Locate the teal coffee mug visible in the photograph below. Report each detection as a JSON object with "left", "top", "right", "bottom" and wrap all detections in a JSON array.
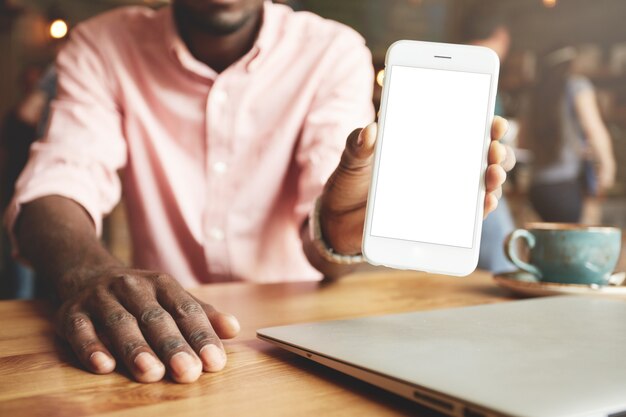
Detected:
[{"left": 505, "top": 223, "right": 622, "bottom": 285}]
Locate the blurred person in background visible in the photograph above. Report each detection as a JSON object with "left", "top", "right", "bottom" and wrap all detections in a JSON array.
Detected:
[
  {"left": 0, "top": 65, "right": 56, "bottom": 299},
  {"left": 5, "top": 0, "right": 512, "bottom": 383},
  {"left": 461, "top": 4, "right": 516, "bottom": 273},
  {"left": 525, "top": 46, "right": 616, "bottom": 222}
]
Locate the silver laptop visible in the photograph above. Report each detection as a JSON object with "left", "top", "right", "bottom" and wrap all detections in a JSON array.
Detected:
[{"left": 257, "top": 296, "right": 626, "bottom": 417}]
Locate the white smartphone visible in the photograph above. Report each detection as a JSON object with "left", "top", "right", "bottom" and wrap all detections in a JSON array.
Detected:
[{"left": 363, "top": 40, "right": 500, "bottom": 276}]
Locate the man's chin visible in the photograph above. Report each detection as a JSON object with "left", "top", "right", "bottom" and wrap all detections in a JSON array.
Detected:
[
  {"left": 206, "top": 0, "right": 239, "bottom": 5},
  {"left": 188, "top": 14, "right": 250, "bottom": 35}
]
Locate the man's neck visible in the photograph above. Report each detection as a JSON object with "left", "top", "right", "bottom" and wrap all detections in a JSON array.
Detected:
[{"left": 173, "top": 8, "right": 262, "bottom": 73}]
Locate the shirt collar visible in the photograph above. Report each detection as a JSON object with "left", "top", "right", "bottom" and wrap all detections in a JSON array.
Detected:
[{"left": 160, "top": 1, "right": 276, "bottom": 79}]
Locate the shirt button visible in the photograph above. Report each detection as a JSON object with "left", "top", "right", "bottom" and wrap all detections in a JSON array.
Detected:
[
  {"left": 212, "top": 161, "right": 228, "bottom": 174},
  {"left": 209, "top": 228, "right": 225, "bottom": 241},
  {"left": 212, "top": 90, "right": 228, "bottom": 104}
]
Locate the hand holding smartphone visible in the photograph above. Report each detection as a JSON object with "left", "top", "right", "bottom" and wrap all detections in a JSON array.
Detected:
[{"left": 363, "top": 41, "right": 500, "bottom": 276}]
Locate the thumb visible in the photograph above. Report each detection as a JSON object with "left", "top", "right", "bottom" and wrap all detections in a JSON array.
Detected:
[
  {"left": 319, "top": 123, "right": 377, "bottom": 253},
  {"left": 341, "top": 122, "right": 378, "bottom": 170},
  {"left": 322, "top": 123, "right": 377, "bottom": 214}
]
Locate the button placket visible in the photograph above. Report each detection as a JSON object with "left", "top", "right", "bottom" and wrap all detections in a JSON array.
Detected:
[{"left": 203, "top": 81, "right": 232, "bottom": 277}]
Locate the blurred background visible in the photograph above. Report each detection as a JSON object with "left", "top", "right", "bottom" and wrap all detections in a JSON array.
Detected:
[{"left": 1, "top": 0, "right": 625, "bottom": 297}]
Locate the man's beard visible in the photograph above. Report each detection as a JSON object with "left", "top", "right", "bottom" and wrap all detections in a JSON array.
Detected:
[{"left": 174, "top": 4, "right": 258, "bottom": 36}]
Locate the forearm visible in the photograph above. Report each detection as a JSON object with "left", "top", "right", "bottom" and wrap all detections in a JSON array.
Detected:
[{"left": 15, "top": 195, "right": 122, "bottom": 300}]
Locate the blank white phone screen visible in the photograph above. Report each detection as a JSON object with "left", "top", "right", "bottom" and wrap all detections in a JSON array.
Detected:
[{"left": 371, "top": 65, "right": 492, "bottom": 248}]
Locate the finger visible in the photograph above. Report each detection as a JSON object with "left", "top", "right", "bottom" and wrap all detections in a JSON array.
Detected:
[
  {"left": 90, "top": 287, "right": 166, "bottom": 383},
  {"left": 484, "top": 193, "right": 499, "bottom": 218},
  {"left": 155, "top": 286, "right": 227, "bottom": 373},
  {"left": 191, "top": 295, "right": 240, "bottom": 340},
  {"left": 493, "top": 187, "right": 503, "bottom": 200},
  {"left": 502, "top": 144, "right": 516, "bottom": 172},
  {"left": 488, "top": 140, "right": 506, "bottom": 166},
  {"left": 59, "top": 309, "right": 116, "bottom": 374},
  {"left": 486, "top": 164, "right": 506, "bottom": 193},
  {"left": 112, "top": 277, "right": 203, "bottom": 383},
  {"left": 491, "top": 116, "right": 508, "bottom": 142},
  {"left": 159, "top": 292, "right": 229, "bottom": 373}
]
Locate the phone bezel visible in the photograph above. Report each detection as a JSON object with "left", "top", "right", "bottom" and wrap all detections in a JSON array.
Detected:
[{"left": 362, "top": 40, "right": 500, "bottom": 276}]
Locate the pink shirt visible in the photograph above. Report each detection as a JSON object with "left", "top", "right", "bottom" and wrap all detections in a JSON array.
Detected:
[{"left": 6, "top": 3, "right": 374, "bottom": 287}]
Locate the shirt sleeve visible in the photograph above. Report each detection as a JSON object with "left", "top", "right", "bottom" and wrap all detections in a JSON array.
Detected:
[
  {"left": 293, "top": 30, "right": 375, "bottom": 222},
  {"left": 4, "top": 24, "right": 127, "bottom": 251}
]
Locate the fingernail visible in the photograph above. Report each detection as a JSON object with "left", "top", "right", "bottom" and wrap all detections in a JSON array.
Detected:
[
  {"left": 200, "top": 345, "right": 227, "bottom": 372},
  {"left": 134, "top": 352, "right": 161, "bottom": 374},
  {"left": 356, "top": 131, "right": 364, "bottom": 147},
  {"left": 90, "top": 351, "right": 115, "bottom": 373},
  {"left": 170, "top": 352, "right": 199, "bottom": 380}
]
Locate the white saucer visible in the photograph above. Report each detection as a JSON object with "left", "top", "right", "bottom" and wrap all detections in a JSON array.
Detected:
[{"left": 494, "top": 271, "right": 626, "bottom": 298}]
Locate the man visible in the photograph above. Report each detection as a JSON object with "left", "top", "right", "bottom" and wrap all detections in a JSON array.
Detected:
[
  {"left": 6, "top": 0, "right": 512, "bottom": 384},
  {"left": 461, "top": 5, "right": 517, "bottom": 273}
]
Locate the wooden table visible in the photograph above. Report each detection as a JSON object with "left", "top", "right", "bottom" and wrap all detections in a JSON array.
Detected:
[{"left": 0, "top": 270, "right": 516, "bottom": 416}]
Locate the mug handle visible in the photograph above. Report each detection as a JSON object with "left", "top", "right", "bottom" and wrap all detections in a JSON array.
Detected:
[{"left": 504, "top": 229, "right": 542, "bottom": 278}]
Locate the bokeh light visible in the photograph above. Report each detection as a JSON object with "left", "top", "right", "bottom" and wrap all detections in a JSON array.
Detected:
[
  {"left": 543, "top": 0, "right": 557, "bottom": 8},
  {"left": 376, "top": 69, "right": 385, "bottom": 87},
  {"left": 49, "top": 19, "right": 68, "bottom": 39}
]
